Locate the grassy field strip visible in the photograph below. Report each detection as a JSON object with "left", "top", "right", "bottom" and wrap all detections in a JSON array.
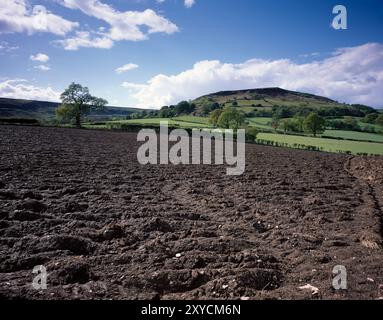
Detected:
[
  {"left": 257, "top": 133, "right": 383, "bottom": 155},
  {"left": 247, "top": 117, "right": 273, "bottom": 130},
  {"left": 83, "top": 116, "right": 383, "bottom": 155},
  {"left": 324, "top": 130, "right": 383, "bottom": 143},
  {"left": 174, "top": 116, "right": 210, "bottom": 124},
  {"left": 105, "top": 117, "right": 211, "bottom": 128}
]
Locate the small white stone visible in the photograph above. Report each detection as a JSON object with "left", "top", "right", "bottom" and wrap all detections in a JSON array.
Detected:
[
  {"left": 222, "top": 284, "right": 228, "bottom": 289},
  {"left": 299, "top": 284, "right": 319, "bottom": 296},
  {"left": 175, "top": 253, "right": 182, "bottom": 258}
]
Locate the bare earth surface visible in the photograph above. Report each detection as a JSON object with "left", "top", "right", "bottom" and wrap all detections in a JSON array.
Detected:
[{"left": 0, "top": 125, "right": 382, "bottom": 300}]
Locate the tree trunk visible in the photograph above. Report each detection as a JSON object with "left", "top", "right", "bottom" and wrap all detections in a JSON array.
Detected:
[{"left": 75, "top": 112, "right": 81, "bottom": 128}]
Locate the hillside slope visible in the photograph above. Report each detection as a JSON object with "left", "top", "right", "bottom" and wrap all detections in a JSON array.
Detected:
[
  {"left": 0, "top": 97, "right": 144, "bottom": 121},
  {"left": 192, "top": 87, "right": 376, "bottom": 116}
]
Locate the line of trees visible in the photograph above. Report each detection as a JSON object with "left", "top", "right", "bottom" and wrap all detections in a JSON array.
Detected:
[
  {"left": 269, "top": 112, "right": 328, "bottom": 136},
  {"left": 272, "top": 112, "right": 383, "bottom": 136}
]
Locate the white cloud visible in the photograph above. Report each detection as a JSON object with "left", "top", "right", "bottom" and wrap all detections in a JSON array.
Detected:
[
  {"left": 0, "top": 0, "right": 78, "bottom": 36},
  {"left": 157, "top": 0, "right": 195, "bottom": 8},
  {"left": 57, "top": 0, "right": 178, "bottom": 50},
  {"left": 0, "top": 41, "right": 19, "bottom": 52},
  {"left": 115, "top": 63, "right": 139, "bottom": 74},
  {"left": 184, "top": 0, "right": 195, "bottom": 8},
  {"left": 122, "top": 43, "right": 383, "bottom": 109},
  {"left": 34, "top": 64, "right": 50, "bottom": 71},
  {"left": 0, "top": 79, "right": 60, "bottom": 101},
  {"left": 54, "top": 31, "right": 114, "bottom": 50},
  {"left": 30, "top": 53, "right": 49, "bottom": 62},
  {"left": 299, "top": 52, "right": 320, "bottom": 58},
  {"left": 121, "top": 82, "right": 147, "bottom": 91}
]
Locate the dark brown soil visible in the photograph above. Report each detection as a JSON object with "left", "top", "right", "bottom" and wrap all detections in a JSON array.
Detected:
[{"left": 0, "top": 125, "right": 382, "bottom": 300}]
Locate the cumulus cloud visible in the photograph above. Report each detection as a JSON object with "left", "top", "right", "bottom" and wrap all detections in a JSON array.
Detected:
[
  {"left": 0, "top": 79, "right": 60, "bottom": 101},
  {"left": 57, "top": 0, "right": 178, "bottom": 50},
  {"left": 184, "top": 0, "right": 196, "bottom": 8},
  {"left": 122, "top": 43, "right": 383, "bottom": 109},
  {"left": 30, "top": 53, "right": 49, "bottom": 62},
  {"left": 54, "top": 31, "right": 113, "bottom": 50},
  {"left": 115, "top": 63, "right": 139, "bottom": 74},
  {"left": 0, "top": 0, "right": 78, "bottom": 36}
]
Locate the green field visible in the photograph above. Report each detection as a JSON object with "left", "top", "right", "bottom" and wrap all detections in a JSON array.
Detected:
[
  {"left": 323, "top": 130, "right": 383, "bottom": 143},
  {"left": 247, "top": 117, "right": 273, "bottom": 130},
  {"left": 257, "top": 133, "right": 383, "bottom": 155},
  {"left": 106, "top": 116, "right": 212, "bottom": 128},
  {"left": 82, "top": 114, "right": 383, "bottom": 156}
]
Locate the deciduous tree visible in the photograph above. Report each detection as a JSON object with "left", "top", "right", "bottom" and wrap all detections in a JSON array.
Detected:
[
  {"left": 56, "top": 83, "right": 108, "bottom": 128},
  {"left": 303, "top": 112, "right": 325, "bottom": 137}
]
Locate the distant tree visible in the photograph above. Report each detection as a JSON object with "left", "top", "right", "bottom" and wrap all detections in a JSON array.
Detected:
[
  {"left": 351, "top": 104, "right": 377, "bottom": 116},
  {"left": 344, "top": 116, "right": 360, "bottom": 131},
  {"left": 217, "top": 107, "right": 245, "bottom": 130},
  {"left": 363, "top": 125, "right": 376, "bottom": 133},
  {"left": 280, "top": 118, "right": 302, "bottom": 134},
  {"left": 304, "top": 112, "right": 325, "bottom": 137},
  {"left": 271, "top": 114, "right": 281, "bottom": 131},
  {"left": 159, "top": 106, "right": 175, "bottom": 118},
  {"left": 245, "top": 126, "right": 259, "bottom": 142},
  {"left": 56, "top": 83, "right": 107, "bottom": 128},
  {"left": 364, "top": 113, "right": 379, "bottom": 124},
  {"left": 294, "top": 116, "right": 305, "bottom": 132},
  {"left": 175, "top": 101, "right": 196, "bottom": 115},
  {"left": 327, "top": 119, "right": 355, "bottom": 130},
  {"left": 375, "top": 114, "right": 383, "bottom": 125},
  {"left": 272, "top": 106, "right": 293, "bottom": 119},
  {"left": 148, "top": 111, "right": 158, "bottom": 118},
  {"left": 281, "top": 119, "right": 290, "bottom": 134},
  {"left": 209, "top": 109, "right": 223, "bottom": 127},
  {"left": 202, "top": 102, "right": 220, "bottom": 115},
  {"left": 130, "top": 113, "right": 141, "bottom": 119},
  {"left": 141, "top": 110, "right": 148, "bottom": 118}
]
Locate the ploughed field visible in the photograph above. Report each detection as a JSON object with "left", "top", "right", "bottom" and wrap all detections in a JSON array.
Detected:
[{"left": 0, "top": 125, "right": 382, "bottom": 300}]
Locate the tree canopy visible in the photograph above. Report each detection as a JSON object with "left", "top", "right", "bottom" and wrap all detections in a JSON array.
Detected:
[
  {"left": 376, "top": 114, "right": 383, "bottom": 127},
  {"left": 217, "top": 107, "right": 245, "bottom": 130},
  {"left": 209, "top": 109, "right": 223, "bottom": 127},
  {"left": 303, "top": 112, "right": 326, "bottom": 137},
  {"left": 56, "top": 83, "right": 108, "bottom": 127}
]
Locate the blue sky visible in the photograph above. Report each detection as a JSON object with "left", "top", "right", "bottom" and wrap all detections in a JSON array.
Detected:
[{"left": 1, "top": 0, "right": 383, "bottom": 108}]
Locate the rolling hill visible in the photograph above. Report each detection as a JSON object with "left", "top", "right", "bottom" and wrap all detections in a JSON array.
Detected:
[
  {"left": 192, "top": 87, "right": 377, "bottom": 116},
  {"left": 0, "top": 97, "right": 145, "bottom": 122},
  {"left": 0, "top": 87, "right": 378, "bottom": 123}
]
